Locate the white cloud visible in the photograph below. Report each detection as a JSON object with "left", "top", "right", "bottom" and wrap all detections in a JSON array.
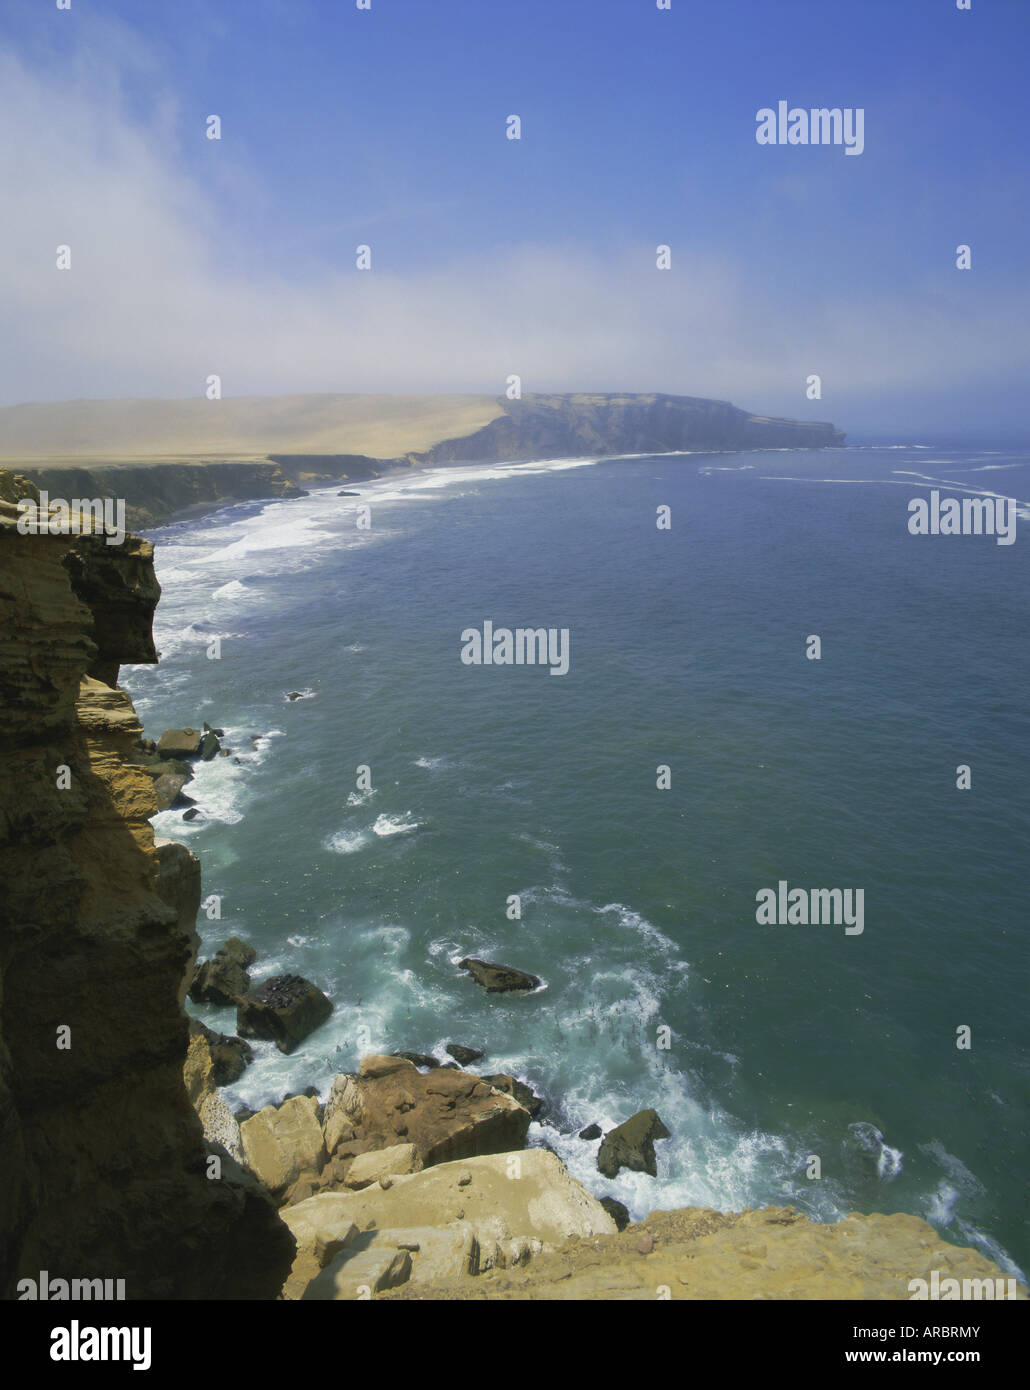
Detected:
[{"left": 1, "top": 29, "right": 1027, "bottom": 434}]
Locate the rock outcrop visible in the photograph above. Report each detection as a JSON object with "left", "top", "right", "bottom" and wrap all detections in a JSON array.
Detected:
[
  {"left": 280, "top": 1149, "right": 617, "bottom": 1298},
  {"left": 190, "top": 937, "right": 258, "bottom": 1007},
  {"left": 384, "top": 1202, "right": 1027, "bottom": 1302},
  {"left": 459, "top": 957, "right": 541, "bottom": 993},
  {"left": 236, "top": 973, "right": 333, "bottom": 1054},
  {"left": 251, "top": 1055, "right": 533, "bottom": 1207},
  {"left": 321, "top": 1055, "right": 532, "bottom": 1173},
  {"left": 0, "top": 471, "right": 294, "bottom": 1299},
  {"left": 240, "top": 1096, "right": 328, "bottom": 1197},
  {"left": 597, "top": 1108, "right": 671, "bottom": 1179}
]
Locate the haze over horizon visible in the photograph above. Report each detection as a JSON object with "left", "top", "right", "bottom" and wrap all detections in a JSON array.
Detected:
[{"left": 1, "top": 0, "right": 1027, "bottom": 438}]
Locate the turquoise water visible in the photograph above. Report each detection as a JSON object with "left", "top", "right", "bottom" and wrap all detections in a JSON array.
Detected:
[{"left": 122, "top": 444, "right": 1029, "bottom": 1277}]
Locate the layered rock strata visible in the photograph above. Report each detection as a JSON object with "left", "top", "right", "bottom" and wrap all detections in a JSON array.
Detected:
[{"left": 0, "top": 472, "right": 293, "bottom": 1299}]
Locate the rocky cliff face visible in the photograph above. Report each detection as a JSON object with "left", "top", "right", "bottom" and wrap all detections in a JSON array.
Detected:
[
  {"left": 0, "top": 472, "right": 294, "bottom": 1299},
  {"left": 18, "top": 460, "right": 303, "bottom": 530},
  {"left": 413, "top": 392, "right": 845, "bottom": 464}
]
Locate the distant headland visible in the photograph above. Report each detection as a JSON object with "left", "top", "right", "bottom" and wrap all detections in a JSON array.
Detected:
[{"left": 0, "top": 391, "right": 845, "bottom": 528}]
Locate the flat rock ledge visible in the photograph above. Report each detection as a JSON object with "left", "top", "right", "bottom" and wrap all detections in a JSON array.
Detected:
[{"left": 382, "top": 1204, "right": 1029, "bottom": 1302}]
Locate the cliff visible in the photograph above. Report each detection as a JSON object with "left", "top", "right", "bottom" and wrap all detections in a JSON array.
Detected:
[
  {"left": 411, "top": 392, "right": 844, "bottom": 464},
  {"left": 16, "top": 460, "right": 304, "bottom": 531},
  {"left": 0, "top": 471, "right": 294, "bottom": 1298},
  {"left": 3, "top": 391, "right": 843, "bottom": 528}
]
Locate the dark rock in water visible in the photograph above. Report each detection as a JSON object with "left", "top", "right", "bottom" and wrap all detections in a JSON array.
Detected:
[
  {"left": 337, "top": 490, "right": 360, "bottom": 496},
  {"left": 237, "top": 974, "right": 333, "bottom": 1055},
  {"left": 392, "top": 1051, "right": 440, "bottom": 1071},
  {"left": 198, "top": 731, "right": 221, "bottom": 761},
  {"left": 441, "top": 1062, "right": 460, "bottom": 1070},
  {"left": 182, "top": 807, "right": 204, "bottom": 822},
  {"left": 218, "top": 748, "right": 231, "bottom": 757},
  {"left": 157, "top": 728, "right": 204, "bottom": 759},
  {"left": 189, "top": 1019, "right": 254, "bottom": 1087},
  {"left": 221, "top": 938, "right": 258, "bottom": 968},
  {"left": 458, "top": 957, "right": 541, "bottom": 993},
  {"left": 600, "top": 1197, "right": 631, "bottom": 1232},
  {"left": 138, "top": 757, "right": 194, "bottom": 781},
  {"left": 152, "top": 773, "right": 188, "bottom": 812},
  {"left": 578, "top": 1123, "right": 602, "bottom": 1141},
  {"left": 482, "top": 1073, "right": 544, "bottom": 1119},
  {"left": 189, "top": 937, "right": 258, "bottom": 1007},
  {"left": 285, "top": 691, "right": 305, "bottom": 701},
  {"left": 203, "top": 722, "right": 226, "bottom": 737},
  {"left": 234, "top": 1106, "right": 257, "bottom": 1124},
  {"left": 446, "top": 1044, "right": 484, "bottom": 1066},
  {"left": 597, "top": 1109, "right": 670, "bottom": 1179}
]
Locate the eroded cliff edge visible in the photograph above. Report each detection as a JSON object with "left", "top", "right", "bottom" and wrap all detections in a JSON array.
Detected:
[{"left": 0, "top": 472, "right": 294, "bottom": 1298}]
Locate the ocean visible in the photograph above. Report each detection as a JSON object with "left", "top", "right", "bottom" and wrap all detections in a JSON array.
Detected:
[{"left": 121, "top": 442, "right": 1030, "bottom": 1279}]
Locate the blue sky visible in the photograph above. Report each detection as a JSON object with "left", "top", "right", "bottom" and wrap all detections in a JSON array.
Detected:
[{"left": 1, "top": 0, "right": 1028, "bottom": 435}]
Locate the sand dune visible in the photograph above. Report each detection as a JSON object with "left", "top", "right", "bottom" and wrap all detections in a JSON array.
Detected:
[{"left": 0, "top": 393, "right": 506, "bottom": 465}]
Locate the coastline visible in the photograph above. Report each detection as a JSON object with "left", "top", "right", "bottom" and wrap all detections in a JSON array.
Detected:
[
  {"left": 3, "top": 390, "right": 846, "bottom": 530},
  {"left": 2, "top": 449, "right": 1026, "bottom": 1302}
]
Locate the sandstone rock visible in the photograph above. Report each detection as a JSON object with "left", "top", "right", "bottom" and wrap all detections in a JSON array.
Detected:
[
  {"left": 597, "top": 1109, "right": 670, "bottom": 1179},
  {"left": 446, "top": 1044, "right": 484, "bottom": 1065},
  {"left": 282, "top": 1170, "right": 322, "bottom": 1207},
  {"left": 282, "top": 1148, "right": 615, "bottom": 1296},
  {"left": 317, "top": 1057, "right": 531, "bottom": 1174},
  {"left": 157, "top": 728, "right": 203, "bottom": 759},
  {"left": 359, "top": 1052, "right": 416, "bottom": 1079},
  {"left": 483, "top": 1073, "right": 544, "bottom": 1119},
  {"left": 302, "top": 1247, "right": 412, "bottom": 1300},
  {"left": 240, "top": 1095, "right": 328, "bottom": 1197},
  {"left": 188, "top": 1018, "right": 254, "bottom": 1086},
  {"left": 579, "top": 1123, "right": 602, "bottom": 1141},
  {"left": 372, "top": 1227, "right": 478, "bottom": 1287},
  {"left": 0, "top": 480, "right": 292, "bottom": 1298},
  {"left": 136, "top": 755, "right": 193, "bottom": 780},
  {"left": 385, "top": 1205, "right": 1028, "bottom": 1302},
  {"left": 189, "top": 936, "right": 257, "bottom": 1007},
  {"left": 322, "top": 1073, "right": 364, "bottom": 1156},
  {"left": 153, "top": 772, "right": 189, "bottom": 811},
  {"left": 236, "top": 973, "right": 332, "bottom": 1054},
  {"left": 344, "top": 1143, "right": 421, "bottom": 1189},
  {"left": 458, "top": 957, "right": 541, "bottom": 993}
]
